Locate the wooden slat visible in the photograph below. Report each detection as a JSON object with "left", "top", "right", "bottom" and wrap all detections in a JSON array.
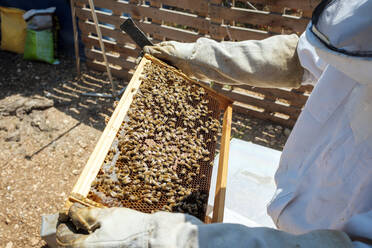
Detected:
[
  {"left": 82, "top": 36, "right": 140, "bottom": 58},
  {"left": 71, "top": 57, "right": 147, "bottom": 196},
  {"left": 86, "top": 60, "right": 132, "bottom": 79},
  {"left": 232, "top": 85, "right": 308, "bottom": 108},
  {"left": 77, "top": 1, "right": 210, "bottom": 31},
  {"left": 209, "top": 5, "right": 309, "bottom": 33},
  {"left": 79, "top": 17, "right": 200, "bottom": 44},
  {"left": 241, "top": 0, "right": 321, "bottom": 12},
  {"left": 70, "top": 0, "right": 81, "bottom": 77},
  {"left": 78, "top": 20, "right": 130, "bottom": 44},
  {"left": 212, "top": 104, "right": 232, "bottom": 223},
  {"left": 139, "top": 21, "right": 201, "bottom": 42},
  {"left": 76, "top": 7, "right": 123, "bottom": 27},
  {"left": 140, "top": 5, "right": 210, "bottom": 31},
  {"left": 212, "top": 85, "right": 301, "bottom": 117},
  {"left": 85, "top": 48, "right": 136, "bottom": 70},
  {"left": 233, "top": 103, "right": 296, "bottom": 127},
  {"left": 209, "top": 23, "right": 271, "bottom": 41},
  {"left": 150, "top": 0, "right": 209, "bottom": 13}
]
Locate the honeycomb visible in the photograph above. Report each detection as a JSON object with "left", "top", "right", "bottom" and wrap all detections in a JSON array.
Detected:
[{"left": 87, "top": 59, "right": 222, "bottom": 221}]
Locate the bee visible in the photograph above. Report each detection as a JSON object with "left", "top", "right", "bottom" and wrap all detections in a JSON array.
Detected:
[{"left": 144, "top": 198, "right": 153, "bottom": 204}]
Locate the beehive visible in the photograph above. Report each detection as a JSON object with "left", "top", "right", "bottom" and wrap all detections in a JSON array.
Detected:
[{"left": 67, "top": 54, "right": 233, "bottom": 222}]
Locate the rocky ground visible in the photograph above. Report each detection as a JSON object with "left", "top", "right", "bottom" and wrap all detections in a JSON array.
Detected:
[{"left": 0, "top": 50, "right": 290, "bottom": 248}]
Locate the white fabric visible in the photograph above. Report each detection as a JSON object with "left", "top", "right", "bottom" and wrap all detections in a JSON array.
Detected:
[
  {"left": 267, "top": 3, "right": 372, "bottom": 247},
  {"left": 207, "top": 139, "right": 281, "bottom": 228},
  {"left": 316, "top": 0, "right": 372, "bottom": 54}
]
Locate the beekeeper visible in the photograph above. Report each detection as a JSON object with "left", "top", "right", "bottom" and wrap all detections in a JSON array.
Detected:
[{"left": 55, "top": 0, "right": 371, "bottom": 247}]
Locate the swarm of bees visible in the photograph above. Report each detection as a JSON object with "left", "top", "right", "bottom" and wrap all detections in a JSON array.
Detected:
[{"left": 88, "top": 61, "right": 221, "bottom": 220}]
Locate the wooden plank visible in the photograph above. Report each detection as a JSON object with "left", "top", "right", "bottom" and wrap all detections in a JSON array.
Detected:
[
  {"left": 240, "top": 0, "right": 321, "bottom": 12},
  {"left": 78, "top": 16, "right": 201, "bottom": 44},
  {"left": 85, "top": 48, "right": 136, "bottom": 70},
  {"left": 76, "top": 6, "right": 123, "bottom": 27},
  {"left": 150, "top": 0, "right": 208, "bottom": 13},
  {"left": 209, "top": 23, "right": 271, "bottom": 41},
  {"left": 138, "top": 5, "right": 210, "bottom": 31},
  {"left": 233, "top": 103, "right": 296, "bottom": 127},
  {"left": 140, "top": 21, "right": 201, "bottom": 42},
  {"left": 212, "top": 104, "right": 232, "bottom": 222},
  {"left": 232, "top": 85, "right": 308, "bottom": 108},
  {"left": 70, "top": 0, "right": 81, "bottom": 77},
  {"left": 212, "top": 85, "right": 301, "bottom": 117},
  {"left": 86, "top": 60, "right": 132, "bottom": 80},
  {"left": 77, "top": 0, "right": 209, "bottom": 29},
  {"left": 82, "top": 35, "right": 140, "bottom": 58},
  {"left": 71, "top": 57, "right": 147, "bottom": 196},
  {"left": 78, "top": 20, "right": 132, "bottom": 45},
  {"left": 209, "top": 5, "right": 309, "bottom": 33}
]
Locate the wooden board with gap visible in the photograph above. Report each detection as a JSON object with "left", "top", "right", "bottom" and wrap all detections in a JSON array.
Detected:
[{"left": 72, "top": 0, "right": 318, "bottom": 127}]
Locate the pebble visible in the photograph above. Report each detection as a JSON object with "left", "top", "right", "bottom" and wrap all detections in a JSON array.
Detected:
[
  {"left": 30, "top": 237, "right": 39, "bottom": 246},
  {"left": 35, "top": 76, "right": 40, "bottom": 80},
  {"left": 5, "top": 241, "right": 13, "bottom": 248},
  {"left": 5, "top": 131, "right": 20, "bottom": 142},
  {"left": 72, "top": 169, "right": 79, "bottom": 175},
  {"left": 17, "top": 68, "right": 21, "bottom": 73}
]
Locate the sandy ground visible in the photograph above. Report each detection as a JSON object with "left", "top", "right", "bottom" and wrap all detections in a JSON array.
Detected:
[{"left": 0, "top": 50, "right": 290, "bottom": 248}]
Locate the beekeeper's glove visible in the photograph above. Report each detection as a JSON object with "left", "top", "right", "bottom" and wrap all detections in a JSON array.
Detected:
[
  {"left": 56, "top": 203, "right": 202, "bottom": 248},
  {"left": 144, "top": 34, "right": 303, "bottom": 88},
  {"left": 56, "top": 203, "right": 353, "bottom": 248}
]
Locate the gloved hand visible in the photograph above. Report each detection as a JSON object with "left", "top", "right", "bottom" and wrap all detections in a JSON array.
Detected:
[
  {"left": 144, "top": 35, "right": 304, "bottom": 88},
  {"left": 56, "top": 203, "right": 353, "bottom": 248},
  {"left": 56, "top": 203, "right": 202, "bottom": 248}
]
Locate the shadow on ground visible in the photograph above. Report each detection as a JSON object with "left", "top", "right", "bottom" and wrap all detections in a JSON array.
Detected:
[{"left": 0, "top": 50, "right": 127, "bottom": 131}]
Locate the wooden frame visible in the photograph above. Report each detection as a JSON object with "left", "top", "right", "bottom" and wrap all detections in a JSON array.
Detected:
[{"left": 67, "top": 54, "right": 233, "bottom": 223}]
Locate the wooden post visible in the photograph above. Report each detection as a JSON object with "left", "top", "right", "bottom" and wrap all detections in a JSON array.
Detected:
[
  {"left": 87, "top": 0, "right": 117, "bottom": 97},
  {"left": 70, "top": 0, "right": 81, "bottom": 77},
  {"left": 212, "top": 104, "right": 232, "bottom": 222}
]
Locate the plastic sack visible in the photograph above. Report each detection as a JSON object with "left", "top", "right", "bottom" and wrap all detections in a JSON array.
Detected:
[
  {"left": 23, "top": 7, "right": 55, "bottom": 30},
  {"left": 0, "top": 7, "right": 27, "bottom": 54},
  {"left": 23, "top": 29, "right": 58, "bottom": 64},
  {"left": 22, "top": 7, "right": 58, "bottom": 64}
]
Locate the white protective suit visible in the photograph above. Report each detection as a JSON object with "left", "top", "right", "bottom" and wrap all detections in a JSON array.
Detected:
[{"left": 54, "top": 0, "right": 372, "bottom": 247}]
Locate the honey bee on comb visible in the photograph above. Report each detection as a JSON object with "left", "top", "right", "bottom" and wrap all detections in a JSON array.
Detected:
[{"left": 88, "top": 60, "right": 222, "bottom": 220}]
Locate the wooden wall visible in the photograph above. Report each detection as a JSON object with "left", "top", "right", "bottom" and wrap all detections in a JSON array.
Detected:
[{"left": 73, "top": 0, "right": 320, "bottom": 127}]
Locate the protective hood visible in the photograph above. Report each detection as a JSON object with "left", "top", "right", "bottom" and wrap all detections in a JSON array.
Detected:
[{"left": 306, "top": 0, "right": 372, "bottom": 85}]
